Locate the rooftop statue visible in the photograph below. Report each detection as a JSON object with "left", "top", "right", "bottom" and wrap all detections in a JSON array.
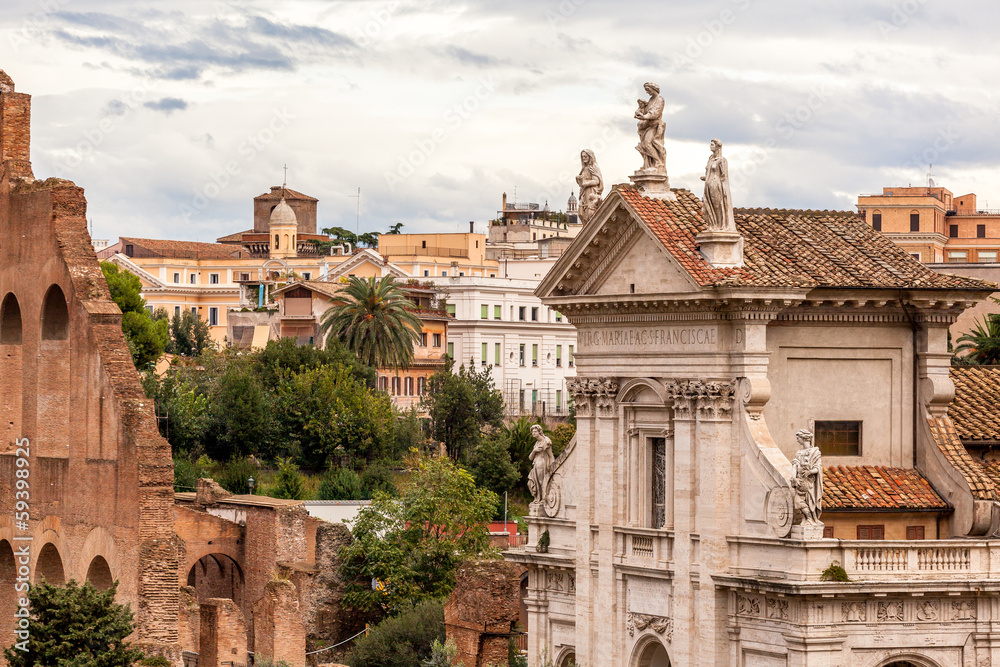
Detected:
[
  {"left": 634, "top": 82, "right": 666, "bottom": 173},
  {"left": 528, "top": 424, "right": 561, "bottom": 517},
  {"left": 789, "top": 429, "right": 823, "bottom": 526},
  {"left": 575, "top": 149, "right": 603, "bottom": 224},
  {"left": 701, "top": 138, "right": 737, "bottom": 233}
]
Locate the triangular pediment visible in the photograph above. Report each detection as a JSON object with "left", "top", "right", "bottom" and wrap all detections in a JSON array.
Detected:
[{"left": 536, "top": 190, "right": 701, "bottom": 299}]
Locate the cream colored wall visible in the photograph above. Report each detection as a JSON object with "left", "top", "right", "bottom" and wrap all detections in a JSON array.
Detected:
[
  {"left": 764, "top": 323, "right": 913, "bottom": 468},
  {"left": 596, "top": 234, "right": 696, "bottom": 295},
  {"left": 822, "top": 512, "right": 940, "bottom": 540}
]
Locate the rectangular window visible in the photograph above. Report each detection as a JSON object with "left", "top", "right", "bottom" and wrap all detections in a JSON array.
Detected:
[
  {"left": 441, "top": 271, "right": 448, "bottom": 277},
  {"left": 494, "top": 342, "right": 501, "bottom": 365},
  {"left": 190, "top": 274, "right": 197, "bottom": 284},
  {"left": 519, "top": 344, "right": 525, "bottom": 367},
  {"left": 420, "top": 332, "right": 428, "bottom": 347},
  {"left": 949, "top": 224, "right": 959, "bottom": 238},
  {"left": 494, "top": 305, "right": 501, "bottom": 320},
  {"left": 978, "top": 224, "right": 987, "bottom": 238},
  {"left": 556, "top": 389, "right": 562, "bottom": 412},
  {"left": 209, "top": 307, "right": 218, "bottom": 326},
  {"left": 947, "top": 251, "right": 967, "bottom": 263},
  {"left": 823, "top": 526, "right": 834, "bottom": 538},
  {"left": 519, "top": 306, "right": 526, "bottom": 321},
  {"left": 872, "top": 213, "right": 882, "bottom": 231},
  {"left": 815, "top": 420, "right": 862, "bottom": 456},
  {"left": 555, "top": 311, "right": 562, "bottom": 322},
  {"left": 432, "top": 333, "right": 442, "bottom": 347},
  {"left": 906, "top": 526, "right": 926, "bottom": 540},
  {"left": 302, "top": 272, "right": 311, "bottom": 280},
  {"left": 481, "top": 342, "right": 488, "bottom": 366},
  {"left": 481, "top": 304, "right": 488, "bottom": 319},
  {"left": 857, "top": 525, "right": 885, "bottom": 540},
  {"left": 910, "top": 213, "right": 920, "bottom": 232},
  {"left": 391, "top": 377, "right": 400, "bottom": 396},
  {"left": 174, "top": 306, "right": 181, "bottom": 317},
  {"left": 651, "top": 437, "right": 666, "bottom": 529},
  {"left": 173, "top": 272, "right": 180, "bottom": 283},
  {"left": 446, "top": 304, "right": 456, "bottom": 316},
  {"left": 556, "top": 345, "right": 562, "bottom": 367},
  {"left": 568, "top": 345, "right": 574, "bottom": 367},
  {"left": 209, "top": 273, "right": 219, "bottom": 284},
  {"left": 459, "top": 272, "right": 465, "bottom": 276},
  {"left": 531, "top": 307, "right": 538, "bottom": 321},
  {"left": 979, "top": 251, "right": 997, "bottom": 263},
  {"left": 240, "top": 272, "right": 250, "bottom": 281},
  {"left": 910, "top": 252, "right": 921, "bottom": 261},
  {"left": 423, "top": 270, "right": 429, "bottom": 277},
  {"left": 191, "top": 307, "right": 198, "bottom": 315},
  {"left": 417, "top": 377, "right": 426, "bottom": 395},
  {"left": 447, "top": 342, "right": 454, "bottom": 358},
  {"left": 125, "top": 244, "right": 134, "bottom": 256},
  {"left": 532, "top": 344, "right": 538, "bottom": 367}
]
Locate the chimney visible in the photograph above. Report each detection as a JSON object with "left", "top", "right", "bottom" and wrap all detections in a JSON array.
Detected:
[
  {"left": 0, "top": 70, "right": 33, "bottom": 180},
  {"left": 502, "top": 191, "right": 507, "bottom": 212},
  {"left": 469, "top": 221, "right": 475, "bottom": 234}
]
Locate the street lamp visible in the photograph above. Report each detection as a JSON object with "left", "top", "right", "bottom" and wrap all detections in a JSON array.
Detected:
[{"left": 247, "top": 476, "right": 255, "bottom": 495}]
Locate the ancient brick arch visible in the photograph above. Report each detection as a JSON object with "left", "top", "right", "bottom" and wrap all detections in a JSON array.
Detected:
[
  {"left": 35, "top": 542, "right": 65, "bottom": 585},
  {"left": 0, "top": 292, "right": 21, "bottom": 344},
  {"left": 86, "top": 556, "right": 114, "bottom": 591},
  {"left": 41, "top": 284, "right": 69, "bottom": 340},
  {"left": 0, "top": 540, "right": 16, "bottom": 656},
  {"left": 75, "top": 525, "right": 119, "bottom": 586},
  {"left": 187, "top": 553, "right": 245, "bottom": 609}
]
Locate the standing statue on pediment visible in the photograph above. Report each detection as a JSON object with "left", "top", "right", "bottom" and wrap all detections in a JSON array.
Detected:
[
  {"left": 790, "top": 429, "right": 823, "bottom": 525},
  {"left": 701, "top": 138, "right": 737, "bottom": 233},
  {"left": 635, "top": 82, "right": 666, "bottom": 173},
  {"left": 576, "top": 149, "right": 603, "bottom": 224}
]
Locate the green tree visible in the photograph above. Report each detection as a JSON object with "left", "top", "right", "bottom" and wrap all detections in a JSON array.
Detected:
[
  {"left": 270, "top": 457, "right": 306, "bottom": 500},
  {"left": 345, "top": 600, "right": 444, "bottom": 667},
  {"left": 276, "top": 365, "right": 395, "bottom": 466},
  {"left": 468, "top": 433, "right": 520, "bottom": 500},
  {"left": 387, "top": 222, "right": 404, "bottom": 234},
  {"left": 256, "top": 337, "right": 374, "bottom": 388},
  {"left": 339, "top": 455, "right": 498, "bottom": 613},
  {"left": 4, "top": 580, "right": 145, "bottom": 667},
  {"left": 955, "top": 304, "right": 1000, "bottom": 365},
  {"left": 170, "top": 310, "right": 212, "bottom": 357},
  {"left": 549, "top": 422, "right": 576, "bottom": 457},
  {"left": 357, "top": 232, "right": 380, "bottom": 248},
  {"left": 150, "top": 374, "right": 210, "bottom": 454},
  {"left": 205, "top": 359, "right": 275, "bottom": 460},
  {"left": 319, "top": 276, "right": 423, "bottom": 370},
  {"left": 318, "top": 467, "right": 365, "bottom": 500},
  {"left": 422, "top": 361, "right": 505, "bottom": 459},
  {"left": 321, "top": 226, "right": 358, "bottom": 246},
  {"left": 100, "top": 262, "right": 168, "bottom": 368}
]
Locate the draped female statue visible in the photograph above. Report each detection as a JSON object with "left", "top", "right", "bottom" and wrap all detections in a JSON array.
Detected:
[
  {"left": 575, "top": 149, "right": 603, "bottom": 224},
  {"left": 700, "top": 138, "right": 737, "bottom": 232}
]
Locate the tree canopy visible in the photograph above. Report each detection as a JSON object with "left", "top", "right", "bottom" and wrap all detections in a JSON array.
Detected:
[
  {"left": 4, "top": 579, "right": 145, "bottom": 667},
  {"left": 339, "top": 454, "right": 498, "bottom": 613},
  {"left": 421, "top": 361, "right": 505, "bottom": 459},
  {"left": 954, "top": 302, "right": 1000, "bottom": 365},
  {"left": 100, "top": 262, "right": 168, "bottom": 369}
]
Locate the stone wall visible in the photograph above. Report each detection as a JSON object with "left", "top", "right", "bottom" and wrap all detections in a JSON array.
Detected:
[
  {"left": 253, "top": 579, "right": 306, "bottom": 667},
  {"left": 199, "top": 598, "right": 248, "bottom": 667},
  {"left": 445, "top": 560, "right": 525, "bottom": 667}
]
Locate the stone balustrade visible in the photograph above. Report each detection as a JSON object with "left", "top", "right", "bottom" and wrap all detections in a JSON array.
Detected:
[
  {"left": 728, "top": 536, "right": 1000, "bottom": 583},
  {"left": 614, "top": 526, "right": 673, "bottom": 569}
]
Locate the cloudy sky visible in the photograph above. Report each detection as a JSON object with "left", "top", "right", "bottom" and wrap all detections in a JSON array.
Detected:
[{"left": 2, "top": 0, "right": 999, "bottom": 243}]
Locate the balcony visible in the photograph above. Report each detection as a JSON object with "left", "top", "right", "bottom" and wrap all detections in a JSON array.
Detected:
[
  {"left": 614, "top": 526, "right": 673, "bottom": 571},
  {"left": 727, "top": 536, "right": 998, "bottom": 583}
]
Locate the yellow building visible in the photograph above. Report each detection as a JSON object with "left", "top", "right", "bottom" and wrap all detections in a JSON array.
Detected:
[{"left": 377, "top": 231, "right": 499, "bottom": 278}]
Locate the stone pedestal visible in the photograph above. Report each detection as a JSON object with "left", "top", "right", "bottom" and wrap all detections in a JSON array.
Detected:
[
  {"left": 695, "top": 230, "right": 744, "bottom": 268},
  {"left": 790, "top": 523, "right": 825, "bottom": 540},
  {"left": 629, "top": 170, "right": 676, "bottom": 200}
]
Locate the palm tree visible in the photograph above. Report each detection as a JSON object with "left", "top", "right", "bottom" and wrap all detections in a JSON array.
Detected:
[
  {"left": 319, "top": 275, "right": 423, "bottom": 370},
  {"left": 955, "top": 312, "right": 1000, "bottom": 365}
]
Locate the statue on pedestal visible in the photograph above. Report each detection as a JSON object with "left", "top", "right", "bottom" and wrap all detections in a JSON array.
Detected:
[
  {"left": 575, "top": 149, "right": 603, "bottom": 224},
  {"left": 528, "top": 425, "right": 561, "bottom": 517},
  {"left": 634, "top": 82, "right": 666, "bottom": 173},
  {"left": 789, "top": 429, "right": 823, "bottom": 526},
  {"left": 701, "top": 138, "right": 737, "bottom": 233}
]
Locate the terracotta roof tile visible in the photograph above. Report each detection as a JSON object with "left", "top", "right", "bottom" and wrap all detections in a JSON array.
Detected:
[
  {"left": 254, "top": 187, "right": 317, "bottom": 202},
  {"left": 823, "top": 465, "right": 950, "bottom": 511},
  {"left": 119, "top": 237, "right": 243, "bottom": 260},
  {"left": 615, "top": 185, "right": 997, "bottom": 291},
  {"left": 950, "top": 366, "right": 1000, "bottom": 442},
  {"left": 217, "top": 229, "right": 254, "bottom": 243},
  {"left": 927, "top": 414, "right": 997, "bottom": 500}
]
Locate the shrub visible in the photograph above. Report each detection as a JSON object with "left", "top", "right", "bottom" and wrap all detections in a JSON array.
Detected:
[
  {"left": 421, "top": 638, "right": 458, "bottom": 667},
  {"left": 319, "top": 467, "right": 365, "bottom": 500},
  {"left": 549, "top": 422, "right": 576, "bottom": 457},
  {"left": 360, "top": 463, "right": 398, "bottom": 497},
  {"left": 345, "top": 600, "right": 445, "bottom": 667},
  {"left": 215, "top": 457, "right": 259, "bottom": 495},
  {"left": 173, "top": 456, "right": 211, "bottom": 493},
  {"left": 821, "top": 563, "right": 850, "bottom": 582},
  {"left": 270, "top": 457, "right": 306, "bottom": 500},
  {"left": 537, "top": 529, "right": 550, "bottom": 554}
]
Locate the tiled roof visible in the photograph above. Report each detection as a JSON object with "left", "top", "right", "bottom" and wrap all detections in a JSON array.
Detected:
[
  {"left": 217, "top": 229, "right": 254, "bottom": 243},
  {"left": 616, "top": 185, "right": 996, "bottom": 291},
  {"left": 927, "top": 414, "right": 997, "bottom": 501},
  {"left": 119, "top": 238, "right": 242, "bottom": 260},
  {"left": 950, "top": 366, "right": 1000, "bottom": 442},
  {"left": 254, "top": 187, "right": 317, "bottom": 202},
  {"left": 824, "top": 465, "right": 949, "bottom": 511}
]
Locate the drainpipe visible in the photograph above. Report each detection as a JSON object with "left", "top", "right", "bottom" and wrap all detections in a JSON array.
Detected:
[{"left": 899, "top": 290, "right": 919, "bottom": 467}]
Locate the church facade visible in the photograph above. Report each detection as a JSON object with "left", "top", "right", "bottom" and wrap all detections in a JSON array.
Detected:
[{"left": 507, "top": 171, "right": 1000, "bottom": 666}]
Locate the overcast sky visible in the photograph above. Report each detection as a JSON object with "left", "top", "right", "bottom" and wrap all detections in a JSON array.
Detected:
[{"left": 2, "top": 0, "right": 999, "bottom": 243}]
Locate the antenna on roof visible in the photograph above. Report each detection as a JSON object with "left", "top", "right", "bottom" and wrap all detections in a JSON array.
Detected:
[
  {"left": 927, "top": 163, "right": 934, "bottom": 189},
  {"left": 282, "top": 164, "right": 288, "bottom": 189}
]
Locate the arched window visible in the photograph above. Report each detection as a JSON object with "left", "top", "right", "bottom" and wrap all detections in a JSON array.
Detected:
[
  {"left": 405, "top": 377, "right": 414, "bottom": 396},
  {"left": 41, "top": 285, "right": 69, "bottom": 340},
  {"left": 35, "top": 543, "right": 65, "bottom": 585},
  {"left": 0, "top": 293, "right": 22, "bottom": 344},
  {"left": 274, "top": 234, "right": 280, "bottom": 249},
  {"left": 283, "top": 234, "right": 290, "bottom": 250},
  {"left": 86, "top": 556, "right": 113, "bottom": 591}
]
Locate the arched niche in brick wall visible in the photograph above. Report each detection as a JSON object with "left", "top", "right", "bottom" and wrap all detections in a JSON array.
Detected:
[
  {"left": 41, "top": 285, "right": 69, "bottom": 340},
  {"left": 0, "top": 293, "right": 22, "bottom": 344},
  {"left": 0, "top": 540, "right": 16, "bottom": 654},
  {"left": 86, "top": 555, "right": 114, "bottom": 591},
  {"left": 35, "top": 542, "right": 65, "bottom": 585},
  {"left": 187, "top": 554, "right": 245, "bottom": 609}
]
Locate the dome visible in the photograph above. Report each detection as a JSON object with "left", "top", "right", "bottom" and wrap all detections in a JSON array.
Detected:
[
  {"left": 269, "top": 197, "right": 297, "bottom": 227},
  {"left": 567, "top": 191, "right": 577, "bottom": 203}
]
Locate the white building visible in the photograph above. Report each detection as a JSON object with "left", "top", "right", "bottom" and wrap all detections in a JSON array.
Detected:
[{"left": 427, "top": 274, "right": 577, "bottom": 417}]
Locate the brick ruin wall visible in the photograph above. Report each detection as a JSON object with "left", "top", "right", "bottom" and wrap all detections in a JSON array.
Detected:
[
  {"left": 445, "top": 560, "right": 525, "bottom": 667},
  {"left": 0, "top": 74, "right": 178, "bottom": 662}
]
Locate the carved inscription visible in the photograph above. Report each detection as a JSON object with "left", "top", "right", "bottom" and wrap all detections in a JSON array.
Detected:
[
  {"left": 628, "top": 578, "right": 667, "bottom": 616},
  {"left": 578, "top": 326, "right": 718, "bottom": 351}
]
